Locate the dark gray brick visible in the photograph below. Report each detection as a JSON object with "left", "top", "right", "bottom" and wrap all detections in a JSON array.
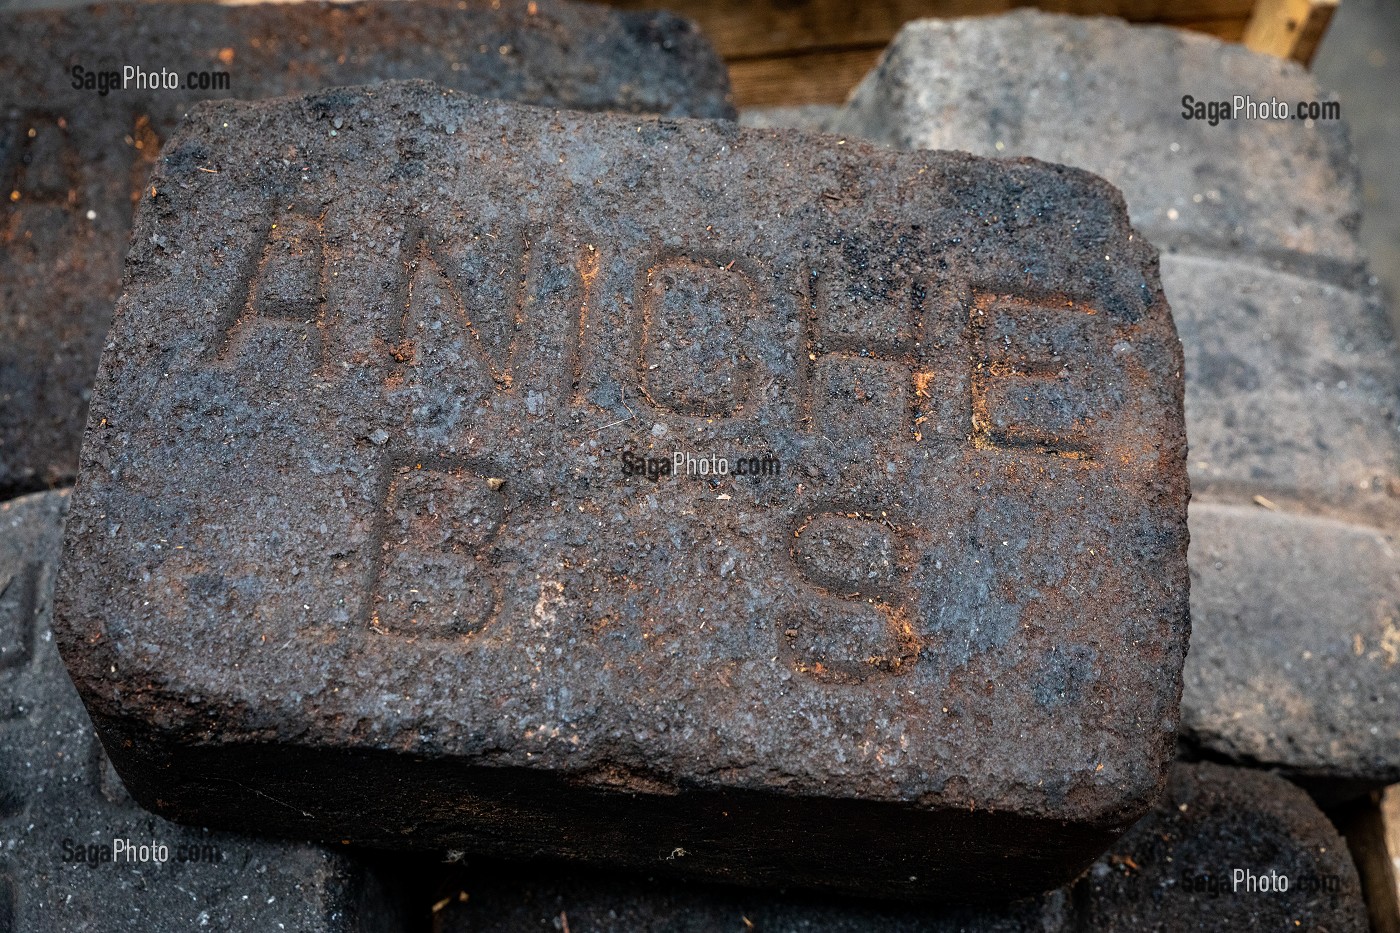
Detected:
[
  {"left": 832, "top": 11, "right": 1360, "bottom": 279},
  {"left": 1186, "top": 505, "right": 1400, "bottom": 787},
  {"left": 0, "top": 0, "right": 734, "bottom": 498},
  {"left": 1163, "top": 255, "right": 1400, "bottom": 522},
  {"left": 1, "top": 491, "right": 408, "bottom": 932},
  {"left": 432, "top": 763, "right": 1367, "bottom": 932},
  {"left": 739, "top": 105, "right": 838, "bottom": 134},
  {"left": 1169, "top": 254, "right": 1400, "bottom": 789},
  {"left": 54, "top": 80, "right": 1189, "bottom": 902}
]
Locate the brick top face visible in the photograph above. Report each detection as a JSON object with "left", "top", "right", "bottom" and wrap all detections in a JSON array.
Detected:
[{"left": 55, "top": 82, "right": 1188, "bottom": 883}]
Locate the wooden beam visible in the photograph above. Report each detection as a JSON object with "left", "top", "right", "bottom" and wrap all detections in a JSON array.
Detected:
[
  {"left": 1242, "top": 0, "right": 1339, "bottom": 65},
  {"left": 726, "top": 47, "right": 888, "bottom": 108},
  {"left": 1337, "top": 786, "right": 1400, "bottom": 933},
  {"left": 1166, "top": 17, "right": 1249, "bottom": 42},
  {"left": 598, "top": 0, "right": 1293, "bottom": 107}
]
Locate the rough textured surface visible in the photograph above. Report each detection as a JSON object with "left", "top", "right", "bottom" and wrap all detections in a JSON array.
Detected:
[
  {"left": 1163, "top": 255, "right": 1400, "bottom": 525},
  {"left": 1314, "top": 0, "right": 1400, "bottom": 335},
  {"left": 829, "top": 11, "right": 1400, "bottom": 794},
  {"left": 54, "top": 80, "right": 1189, "bottom": 902},
  {"left": 739, "top": 105, "right": 838, "bottom": 134},
  {"left": 435, "top": 870, "right": 1068, "bottom": 932},
  {"left": 1072, "top": 762, "right": 1368, "bottom": 931},
  {"left": 0, "top": 0, "right": 734, "bottom": 500},
  {"left": 0, "top": 491, "right": 406, "bottom": 932},
  {"left": 1185, "top": 505, "right": 1400, "bottom": 790},
  {"left": 832, "top": 11, "right": 1361, "bottom": 280},
  {"left": 432, "top": 763, "right": 1367, "bottom": 932},
  {"left": 1169, "top": 252, "right": 1400, "bottom": 791}
]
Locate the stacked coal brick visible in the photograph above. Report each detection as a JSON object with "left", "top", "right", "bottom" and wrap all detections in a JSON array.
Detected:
[{"left": 0, "top": 2, "right": 1392, "bottom": 930}]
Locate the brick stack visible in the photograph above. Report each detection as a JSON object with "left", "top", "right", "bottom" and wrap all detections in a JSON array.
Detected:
[
  {"left": 52, "top": 79, "right": 1188, "bottom": 901},
  {"left": 0, "top": 0, "right": 734, "bottom": 499},
  {"left": 0, "top": 2, "right": 1388, "bottom": 929},
  {"left": 829, "top": 10, "right": 1400, "bottom": 803}
]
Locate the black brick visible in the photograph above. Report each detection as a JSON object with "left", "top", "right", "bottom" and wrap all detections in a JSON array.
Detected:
[{"left": 54, "top": 80, "right": 1189, "bottom": 903}]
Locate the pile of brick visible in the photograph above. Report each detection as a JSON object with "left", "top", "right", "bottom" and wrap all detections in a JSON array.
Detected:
[
  {"left": 0, "top": 2, "right": 1393, "bottom": 930},
  {"left": 1, "top": 491, "right": 410, "bottom": 931},
  {"left": 827, "top": 12, "right": 1400, "bottom": 803},
  {"left": 0, "top": 0, "right": 734, "bottom": 500}
]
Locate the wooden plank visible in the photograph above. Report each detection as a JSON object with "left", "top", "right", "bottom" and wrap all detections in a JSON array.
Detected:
[
  {"left": 723, "top": 16, "right": 1249, "bottom": 107},
  {"left": 1384, "top": 785, "right": 1400, "bottom": 933},
  {"left": 1337, "top": 786, "right": 1400, "bottom": 933},
  {"left": 600, "top": 0, "right": 1262, "bottom": 105},
  {"left": 602, "top": 0, "right": 1255, "bottom": 61},
  {"left": 726, "top": 46, "right": 887, "bottom": 107},
  {"left": 1169, "top": 17, "right": 1249, "bottom": 41},
  {"left": 1242, "top": 0, "right": 1339, "bottom": 64}
]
